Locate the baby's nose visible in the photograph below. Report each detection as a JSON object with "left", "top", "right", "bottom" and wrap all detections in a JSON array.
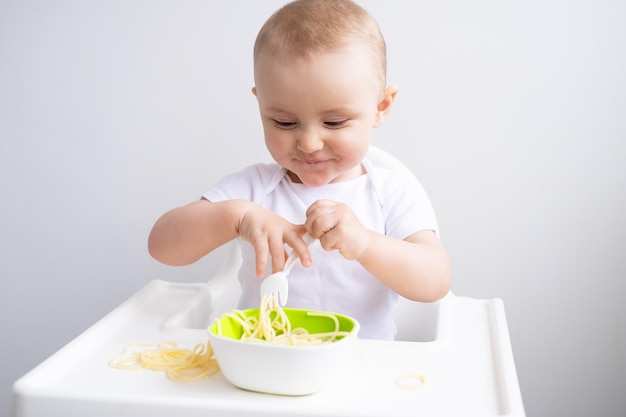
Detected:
[{"left": 296, "top": 128, "right": 324, "bottom": 153}]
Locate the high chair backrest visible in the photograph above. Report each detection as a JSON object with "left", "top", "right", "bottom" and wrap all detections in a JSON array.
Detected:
[{"left": 206, "top": 146, "right": 450, "bottom": 342}]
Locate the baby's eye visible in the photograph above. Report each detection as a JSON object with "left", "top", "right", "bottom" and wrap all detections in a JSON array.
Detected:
[
  {"left": 324, "top": 120, "right": 347, "bottom": 128},
  {"left": 273, "top": 119, "right": 297, "bottom": 129}
]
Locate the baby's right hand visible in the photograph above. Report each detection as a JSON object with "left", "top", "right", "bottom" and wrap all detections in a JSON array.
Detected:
[{"left": 237, "top": 204, "right": 312, "bottom": 277}]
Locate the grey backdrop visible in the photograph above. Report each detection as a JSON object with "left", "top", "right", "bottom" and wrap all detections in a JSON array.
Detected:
[{"left": 1, "top": 1, "right": 625, "bottom": 416}]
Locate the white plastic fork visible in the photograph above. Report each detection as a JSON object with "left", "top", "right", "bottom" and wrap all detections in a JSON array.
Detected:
[{"left": 260, "top": 233, "right": 316, "bottom": 306}]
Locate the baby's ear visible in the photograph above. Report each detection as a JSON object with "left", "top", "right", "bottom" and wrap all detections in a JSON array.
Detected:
[
  {"left": 373, "top": 85, "right": 398, "bottom": 127},
  {"left": 251, "top": 86, "right": 257, "bottom": 96}
]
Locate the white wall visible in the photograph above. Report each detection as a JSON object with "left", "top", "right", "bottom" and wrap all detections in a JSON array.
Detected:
[{"left": 1, "top": 1, "right": 624, "bottom": 416}]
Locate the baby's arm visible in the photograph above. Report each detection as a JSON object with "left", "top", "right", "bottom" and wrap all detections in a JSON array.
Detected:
[
  {"left": 148, "top": 199, "right": 312, "bottom": 276},
  {"left": 356, "top": 230, "right": 451, "bottom": 302},
  {"left": 305, "top": 199, "right": 451, "bottom": 302},
  {"left": 148, "top": 199, "right": 246, "bottom": 266}
]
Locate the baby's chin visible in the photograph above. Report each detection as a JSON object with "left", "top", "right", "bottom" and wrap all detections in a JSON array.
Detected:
[
  {"left": 286, "top": 171, "right": 321, "bottom": 186},
  {"left": 293, "top": 171, "right": 367, "bottom": 188},
  {"left": 285, "top": 169, "right": 334, "bottom": 187}
]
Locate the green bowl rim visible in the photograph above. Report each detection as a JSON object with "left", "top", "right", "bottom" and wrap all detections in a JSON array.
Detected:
[{"left": 207, "top": 307, "right": 360, "bottom": 349}]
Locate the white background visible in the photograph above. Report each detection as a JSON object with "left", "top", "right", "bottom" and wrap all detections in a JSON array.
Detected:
[{"left": 1, "top": 1, "right": 625, "bottom": 416}]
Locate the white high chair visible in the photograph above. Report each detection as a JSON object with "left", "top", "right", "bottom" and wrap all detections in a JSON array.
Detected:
[{"left": 12, "top": 146, "right": 526, "bottom": 417}]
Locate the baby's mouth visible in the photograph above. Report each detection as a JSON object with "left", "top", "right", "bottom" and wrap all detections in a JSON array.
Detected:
[{"left": 303, "top": 159, "right": 325, "bottom": 165}]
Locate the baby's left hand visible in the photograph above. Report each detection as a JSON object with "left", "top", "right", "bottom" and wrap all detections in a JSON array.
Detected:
[{"left": 304, "top": 199, "right": 370, "bottom": 260}]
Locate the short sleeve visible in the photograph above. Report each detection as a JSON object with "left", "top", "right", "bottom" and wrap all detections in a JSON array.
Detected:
[
  {"left": 202, "top": 163, "right": 285, "bottom": 204},
  {"left": 374, "top": 166, "right": 439, "bottom": 240}
]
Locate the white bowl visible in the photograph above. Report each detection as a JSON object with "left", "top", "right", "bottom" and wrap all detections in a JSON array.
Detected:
[{"left": 207, "top": 308, "right": 360, "bottom": 396}]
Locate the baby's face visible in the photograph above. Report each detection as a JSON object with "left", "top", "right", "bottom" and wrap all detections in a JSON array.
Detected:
[{"left": 253, "top": 44, "right": 387, "bottom": 187}]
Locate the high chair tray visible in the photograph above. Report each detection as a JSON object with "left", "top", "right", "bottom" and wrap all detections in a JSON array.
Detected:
[{"left": 12, "top": 280, "right": 525, "bottom": 417}]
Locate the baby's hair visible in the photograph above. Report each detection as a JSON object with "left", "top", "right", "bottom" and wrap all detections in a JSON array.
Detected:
[{"left": 254, "top": 0, "right": 387, "bottom": 88}]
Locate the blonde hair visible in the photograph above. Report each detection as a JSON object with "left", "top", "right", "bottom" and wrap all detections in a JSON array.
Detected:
[{"left": 253, "top": 0, "right": 387, "bottom": 88}]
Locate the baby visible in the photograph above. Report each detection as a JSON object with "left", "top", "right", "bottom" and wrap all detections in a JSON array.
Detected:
[{"left": 148, "top": 0, "right": 451, "bottom": 339}]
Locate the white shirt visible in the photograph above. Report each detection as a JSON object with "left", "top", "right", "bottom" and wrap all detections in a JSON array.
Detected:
[{"left": 203, "top": 156, "right": 438, "bottom": 339}]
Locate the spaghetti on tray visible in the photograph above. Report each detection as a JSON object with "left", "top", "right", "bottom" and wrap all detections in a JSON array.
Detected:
[{"left": 109, "top": 294, "right": 351, "bottom": 381}]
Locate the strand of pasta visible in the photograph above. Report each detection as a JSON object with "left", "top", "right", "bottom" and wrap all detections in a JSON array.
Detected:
[{"left": 395, "top": 374, "right": 426, "bottom": 389}]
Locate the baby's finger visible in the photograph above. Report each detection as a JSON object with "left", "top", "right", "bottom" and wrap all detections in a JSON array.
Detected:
[
  {"left": 288, "top": 231, "right": 314, "bottom": 268},
  {"left": 269, "top": 236, "right": 288, "bottom": 273},
  {"left": 304, "top": 200, "right": 341, "bottom": 237},
  {"left": 305, "top": 199, "right": 334, "bottom": 219},
  {"left": 251, "top": 239, "right": 270, "bottom": 278}
]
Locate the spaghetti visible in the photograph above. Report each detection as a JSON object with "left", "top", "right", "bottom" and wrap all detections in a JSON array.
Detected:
[
  {"left": 395, "top": 374, "right": 426, "bottom": 389},
  {"left": 109, "top": 340, "right": 219, "bottom": 383},
  {"left": 109, "top": 294, "right": 351, "bottom": 382},
  {"left": 217, "top": 294, "right": 352, "bottom": 346}
]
